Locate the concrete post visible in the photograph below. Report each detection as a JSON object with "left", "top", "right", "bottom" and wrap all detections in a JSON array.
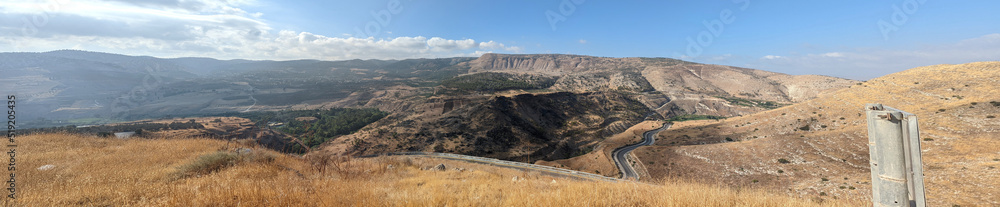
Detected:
[{"left": 865, "top": 104, "right": 926, "bottom": 207}]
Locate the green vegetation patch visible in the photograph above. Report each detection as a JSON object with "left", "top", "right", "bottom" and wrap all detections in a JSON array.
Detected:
[
  {"left": 172, "top": 150, "right": 275, "bottom": 179},
  {"left": 26, "top": 119, "right": 205, "bottom": 137},
  {"left": 222, "top": 108, "right": 389, "bottom": 150},
  {"left": 441, "top": 72, "right": 556, "bottom": 92},
  {"left": 714, "top": 96, "right": 786, "bottom": 109}
]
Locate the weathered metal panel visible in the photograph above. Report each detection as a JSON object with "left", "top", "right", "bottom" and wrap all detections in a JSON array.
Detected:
[
  {"left": 865, "top": 103, "right": 883, "bottom": 204},
  {"left": 866, "top": 104, "right": 926, "bottom": 207}
]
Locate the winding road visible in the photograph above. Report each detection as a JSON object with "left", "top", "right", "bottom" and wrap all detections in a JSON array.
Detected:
[
  {"left": 612, "top": 123, "right": 671, "bottom": 180},
  {"left": 359, "top": 152, "right": 621, "bottom": 182}
]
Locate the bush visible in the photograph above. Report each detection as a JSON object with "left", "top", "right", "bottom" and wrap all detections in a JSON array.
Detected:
[
  {"left": 821, "top": 178, "right": 829, "bottom": 182},
  {"left": 777, "top": 158, "right": 791, "bottom": 164},
  {"left": 176, "top": 152, "right": 239, "bottom": 178},
  {"left": 174, "top": 150, "right": 275, "bottom": 179},
  {"left": 987, "top": 115, "right": 996, "bottom": 119},
  {"left": 798, "top": 125, "right": 810, "bottom": 131}
]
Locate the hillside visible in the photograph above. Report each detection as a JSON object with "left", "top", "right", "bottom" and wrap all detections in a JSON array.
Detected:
[
  {"left": 319, "top": 91, "right": 653, "bottom": 163},
  {"left": 460, "top": 54, "right": 857, "bottom": 117},
  {"left": 313, "top": 54, "right": 856, "bottom": 161},
  {"left": 615, "top": 61, "right": 1000, "bottom": 206},
  {"left": 8, "top": 133, "right": 852, "bottom": 206},
  {"left": 9, "top": 51, "right": 863, "bottom": 179}
]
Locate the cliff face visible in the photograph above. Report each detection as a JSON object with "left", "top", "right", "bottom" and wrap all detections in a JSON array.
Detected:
[
  {"left": 469, "top": 54, "right": 643, "bottom": 75},
  {"left": 465, "top": 54, "right": 856, "bottom": 103},
  {"left": 456, "top": 54, "right": 858, "bottom": 119}
]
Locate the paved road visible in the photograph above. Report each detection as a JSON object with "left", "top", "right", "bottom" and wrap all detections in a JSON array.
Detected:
[
  {"left": 360, "top": 152, "right": 621, "bottom": 182},
  {"left": 612, "top": 123, "right": 671, "bottom": 180}
]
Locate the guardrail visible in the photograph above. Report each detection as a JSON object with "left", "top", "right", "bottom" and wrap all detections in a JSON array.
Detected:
[
  {"left": 865, "top": 104, "right": 926, "bottom": 207},
  {"left": 359, "top": 152, "right": 621, "bottom": 182}
]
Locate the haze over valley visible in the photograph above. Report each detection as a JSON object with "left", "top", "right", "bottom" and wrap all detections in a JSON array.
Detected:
[{"left": 4, "top": 1, "right": 1000, "bottom": 206}]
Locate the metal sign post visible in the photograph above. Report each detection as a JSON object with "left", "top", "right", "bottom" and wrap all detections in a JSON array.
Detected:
[{"left": 865, "top": 104, "right": 926, "bottom": 207}]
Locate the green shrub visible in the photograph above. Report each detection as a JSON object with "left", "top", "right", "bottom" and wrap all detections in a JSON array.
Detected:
[
  {"left": 176, "top": 151, "right": 239, "bottom": 178},
  {"left": 777, "top": 158, "right": 791, "bottom": 164},
  {"left": 174, "top": 150, "right": 275, "bottom": 179}
]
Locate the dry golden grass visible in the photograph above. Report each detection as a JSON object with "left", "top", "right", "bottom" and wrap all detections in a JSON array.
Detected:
[
  {"left": 6, "top": 133, "right": 848, "bottom": 206},
  {"left": 633, "top": 61, "right": 1000, "bottom": 206}
]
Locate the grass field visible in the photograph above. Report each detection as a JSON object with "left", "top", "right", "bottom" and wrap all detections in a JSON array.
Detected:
[{"left": 6, "top": 133, "right": 852, "bottom": 206}]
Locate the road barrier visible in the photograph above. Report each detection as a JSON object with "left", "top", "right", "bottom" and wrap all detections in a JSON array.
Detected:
[{"left": 865, "top": 104, "right": 926, "bottom": 207}]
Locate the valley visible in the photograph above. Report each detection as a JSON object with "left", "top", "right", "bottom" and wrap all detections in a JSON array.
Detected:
[{"left": 12, "top": 50, "right": 996, "bottom": 205}]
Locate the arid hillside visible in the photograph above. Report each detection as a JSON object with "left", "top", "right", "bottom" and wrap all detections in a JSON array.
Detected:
[
  {"left": 321, "top": 91, "right": 654, "bottom": 163},
  {"left": 8, "top": 133, "right": 854, "bottom": 206},
  {"left": 625, "top": 61, "right": 1000, "bottom": 206},
  {"left": 462, "top": 54, "right": 857, "bottom": 117}
]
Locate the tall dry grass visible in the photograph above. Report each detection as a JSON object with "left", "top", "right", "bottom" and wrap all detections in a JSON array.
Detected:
[{"left": 5, "top": 133, "right": 849, "bottom": 206}]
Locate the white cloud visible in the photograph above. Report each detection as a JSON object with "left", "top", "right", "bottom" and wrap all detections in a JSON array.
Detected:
[
  {"left": 477, "top": 41, "right": 522, "bottom": 53},
  {"left": 748, "top": 33, "right": 1000, "bottom": 80},
  {"left": 578, "top": 39, "right": 587, "bottom": 44},
  {"left": 819, "top": 52, "right": 843, "bottom": 58},
  {"left": 0, "top": 0, "right": 523, "bottom": 60},
  {"left": 762, "top": 55, "right": 783, "bottom": 60}
]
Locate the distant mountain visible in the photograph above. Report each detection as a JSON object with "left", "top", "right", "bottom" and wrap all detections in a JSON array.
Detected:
[
  {"left": 315, "top": 53, "right": 858, "bottom": 163},
  {"left": 5, "top": 50, "right": 859, "bottom": 173},
  {"left": 1, "top": 50, "right": 469, "bottom": 127},
  {"left": 456, "top": 53, "right": 857, "bottom": 117}
]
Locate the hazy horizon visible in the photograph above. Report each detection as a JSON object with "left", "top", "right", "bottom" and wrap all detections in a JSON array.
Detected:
[{"left": 3, "top": 1, "right": 1000, "bottom": 79}]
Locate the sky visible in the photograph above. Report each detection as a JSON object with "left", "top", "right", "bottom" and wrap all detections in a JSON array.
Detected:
[{"left": 2, "top": 0, "right": 999, "bottom": 80}]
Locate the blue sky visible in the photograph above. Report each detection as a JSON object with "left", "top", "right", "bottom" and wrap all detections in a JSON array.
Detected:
[{"left": 2, "top": 0, "right": 999, "bottom": 79}]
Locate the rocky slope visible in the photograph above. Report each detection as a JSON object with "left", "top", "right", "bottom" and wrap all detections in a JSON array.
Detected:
[
  {"left": 627, "top": 61, "right": 1000, "bottom": 206},
  {"left": 322, "top": 91, "right": 655, "bottom": 162},
  {"left": 456, "top": 54, "right": 857, "bottom": 118}
]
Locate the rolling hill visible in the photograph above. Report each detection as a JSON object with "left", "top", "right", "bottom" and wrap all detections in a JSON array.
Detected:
[{"left": 603, "top": 61, "right": 1000, "bottom": 206}]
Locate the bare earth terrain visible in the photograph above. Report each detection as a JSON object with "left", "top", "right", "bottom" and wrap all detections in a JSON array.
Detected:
[{"left": 625, "top": 62, "right": 1000, "bottom": 206}]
